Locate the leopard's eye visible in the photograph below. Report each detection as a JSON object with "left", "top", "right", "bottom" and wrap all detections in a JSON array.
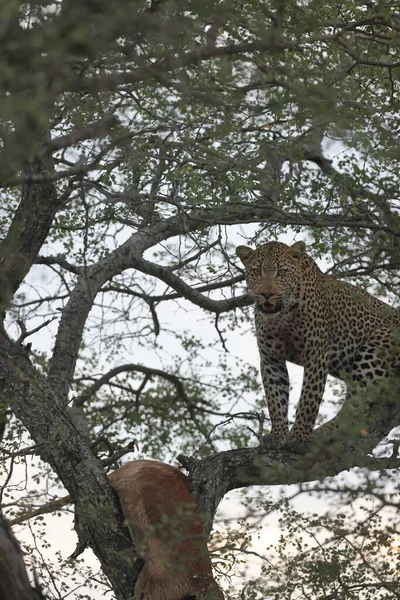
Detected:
[
  {"left": 277, "top": 268, "right": 288, "bottom": 276},
  {"left": 250, "top": 264, "right": 261, "bottom": 273}
]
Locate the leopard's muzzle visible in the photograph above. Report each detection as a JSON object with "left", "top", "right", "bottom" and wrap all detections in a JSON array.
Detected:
[{"left": 257, "top": 299, "right": 283, "bottom": 315}]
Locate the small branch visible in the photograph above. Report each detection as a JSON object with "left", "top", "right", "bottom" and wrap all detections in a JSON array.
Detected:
[
  {"left": 37, "top": 115, "right": 119, "bottom": 158},
  {"left": 101, "top": 273, "right": 245, "bottom": 303},
  {"left": 35, "top": 254, "right": 82, "bottom": 274},
  {"left": 171, "top": 240, "right": 220, "bottom": 272},
  {"left": 148, "top": 300, "right": 160, "bottom": 337},
  {"left": 0, "top": 443, "right": 43, "bottom": 462},
  {"left": 8, "top": 495, "right": 72, "bottom": 527},
  {"left": 195, "top": 411, "right": 263, "bottom": 455},
  {"left": 16, "top": 317, "right": 57, "bottom": 345},
  {"left": 101, "top": 440, "right": 139, "bottom": 467},
  {"left": 73, "top": 363, "right": 190, "bottom": 407},
  {"left": 214, "top": 314, "right": 228, "bottom": 352}
]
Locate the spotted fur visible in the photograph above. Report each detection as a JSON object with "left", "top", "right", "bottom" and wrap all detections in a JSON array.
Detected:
[{"left": 236, "top": 241, "right": 400, "bottom": 451}]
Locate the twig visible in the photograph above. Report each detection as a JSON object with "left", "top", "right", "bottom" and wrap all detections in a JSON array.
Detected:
[
  {"left": 16, "top": 317, "right": 57, "bottom": 345},
  {"left": 0, "top": 443, "right": 44, "bottom": 462},
  {"left": 195, "top": 411, "right": 263, "bottom": 454},
  {"left": 214, "top": 313, "right": 228, "bottom": 353},
  {"left": 8, "top": 495, "right": 72, "bottom": 526}
]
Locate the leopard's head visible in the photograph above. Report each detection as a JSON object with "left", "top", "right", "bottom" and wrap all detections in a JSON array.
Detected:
[{"left": 236, "top": 241, "right": 306, "bottom": 317}]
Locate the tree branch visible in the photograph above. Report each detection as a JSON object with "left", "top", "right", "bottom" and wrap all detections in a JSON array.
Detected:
[
  {"left": 129, "top": 254, "right": 251, "bottom": 314},
  {"left": 70, "top": 36, "right": 334, "bottom": 93},
  {"left": 37, "top": 114, "right": 119, "bottom": 158},
  {"left": 0, "top": 154, "right": 61, "bottom": 311},
  {"left": 74, "top": 363, "right": 190, "bottom": 407},
  {"left": 184, "top": 379, "right": 400, "bottom": 534},
  {"left": 46, "top": 218, "right": 186, "bottom": 402}
]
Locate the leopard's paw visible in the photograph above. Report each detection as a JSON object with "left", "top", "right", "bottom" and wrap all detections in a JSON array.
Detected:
[
  {"left": 262, "top": 431, "right": 288, "bottom": 449},
  {"left": 283, "top": 433, "right": 311, "bottom": 454}
]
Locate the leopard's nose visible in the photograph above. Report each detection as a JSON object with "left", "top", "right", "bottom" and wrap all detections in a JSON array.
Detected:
[{"left": 259, "top": 290, "right": 274, "bottom": 300}]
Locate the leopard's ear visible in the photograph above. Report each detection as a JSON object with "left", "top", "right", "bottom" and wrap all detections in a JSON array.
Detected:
[
  {"left": 289, "top": 241, "right": 306, "bottom": 260},
  {"left": 236, "top": 245, "right": 255, "bottom": 265}
]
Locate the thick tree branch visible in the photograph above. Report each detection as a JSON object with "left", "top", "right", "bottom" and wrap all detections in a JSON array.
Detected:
[
  {"left": 0, "top": 155, "right": 61, "bottom": 311},
  {"left": 185, "top": 378, "right": 400, "bottom": 534},
  {"left": 130, "top": 255, "right": 251, "bottom": 314},
  {"left": 46, "top": 219, "right": 185, "bottom": 401},
  {"left": 70, "top": 35, "right": 337, "bottom": 94}
]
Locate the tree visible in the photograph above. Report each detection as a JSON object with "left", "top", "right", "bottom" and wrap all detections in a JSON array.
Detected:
[{"left": 0, "top": 0, "right": 399, "bottom": 598}]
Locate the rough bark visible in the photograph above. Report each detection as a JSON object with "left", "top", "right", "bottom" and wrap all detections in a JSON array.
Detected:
[{"left": 0, "top": 154, "right": 61, "bottom": 312}]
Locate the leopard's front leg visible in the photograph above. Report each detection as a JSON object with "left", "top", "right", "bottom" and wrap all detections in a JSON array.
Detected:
[
  {"left": 260, "top": 352, "right": 290, "bottom": 448},
  {"left": 287, "top": 341, "right": 329, "bottom": 453}
]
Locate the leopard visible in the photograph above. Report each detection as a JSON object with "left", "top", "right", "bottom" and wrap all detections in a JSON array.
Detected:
[{"left": 236, "top": 240, "right": 400, "bottom": 453}]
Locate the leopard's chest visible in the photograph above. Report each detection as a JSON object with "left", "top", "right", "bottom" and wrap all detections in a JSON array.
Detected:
[{"left": 255, "top": 312, "right": 307, "bottom": 365}]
